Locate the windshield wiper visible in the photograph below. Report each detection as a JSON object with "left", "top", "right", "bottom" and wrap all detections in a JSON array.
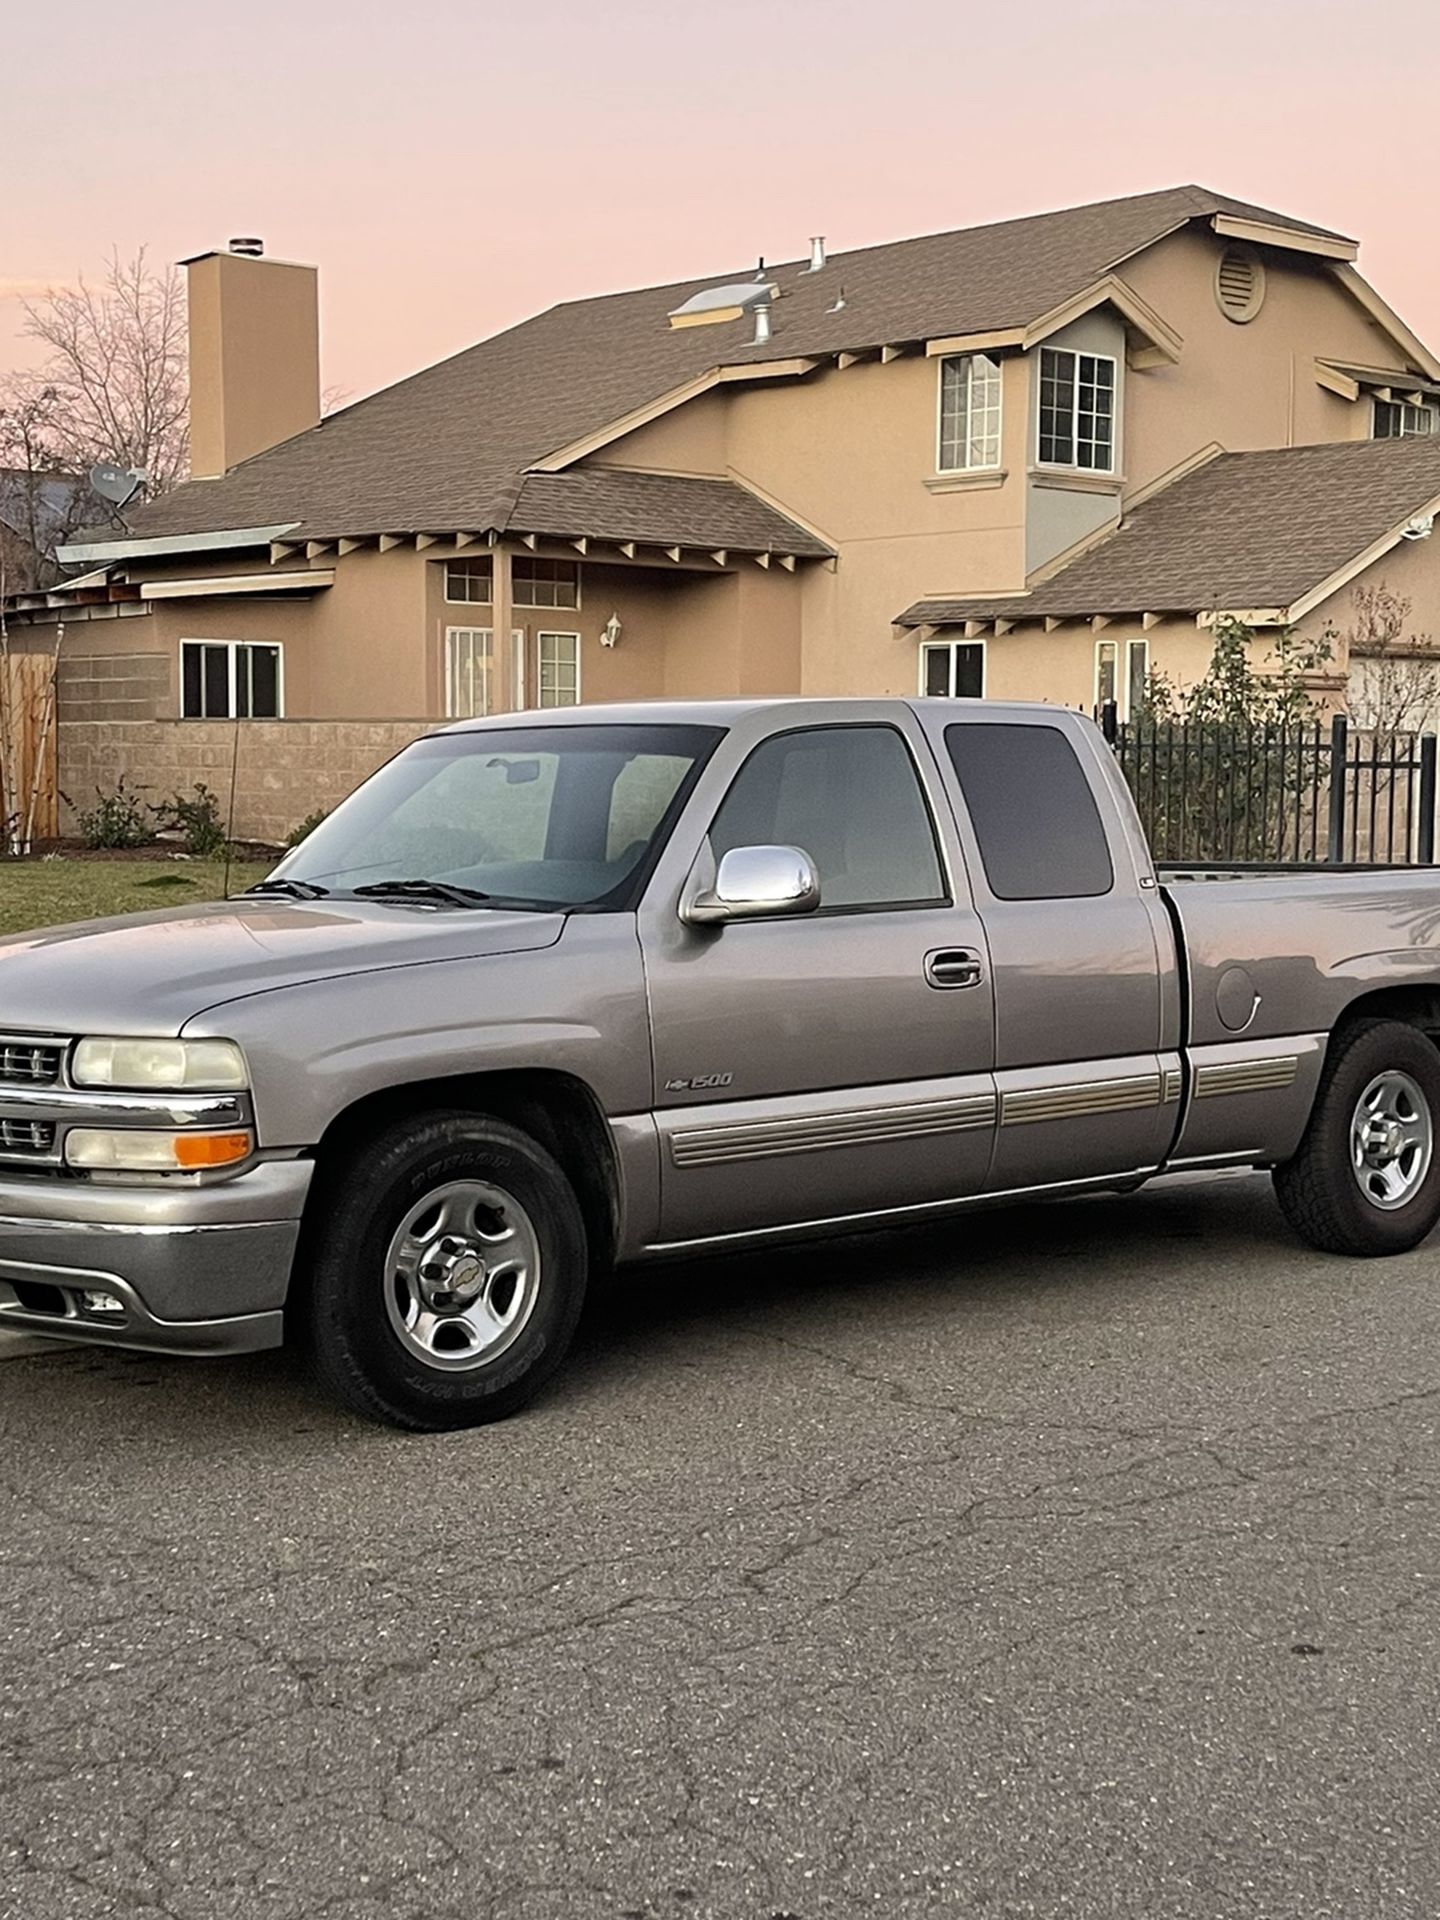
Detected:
[
  {"left": 242, "top": 877, "right": 330, "bottom": 899},
  {"left": 351, "top": 878, "right": 493, "bottom": 908}
]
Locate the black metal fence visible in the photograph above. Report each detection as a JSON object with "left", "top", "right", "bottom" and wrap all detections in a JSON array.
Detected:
[{"left": 1098, "top": 705, "right": 1438, "bottom": 866}]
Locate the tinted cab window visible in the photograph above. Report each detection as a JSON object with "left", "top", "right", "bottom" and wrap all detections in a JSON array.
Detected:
[
  {"left": 711, "top": 725, "right": 945, "bottom": 909},
  {"left": 945, "top": 722, "right": 1113, "bottom": 900}
]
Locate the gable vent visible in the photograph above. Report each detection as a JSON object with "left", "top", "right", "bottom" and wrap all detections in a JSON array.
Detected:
[{"left": 1215, "top": 246, "right": 1265, "bottom": 324}]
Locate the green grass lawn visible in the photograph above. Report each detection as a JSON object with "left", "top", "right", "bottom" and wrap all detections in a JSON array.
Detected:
[{"left": 0, "top": 858, "right": 275, "bottom": 938}]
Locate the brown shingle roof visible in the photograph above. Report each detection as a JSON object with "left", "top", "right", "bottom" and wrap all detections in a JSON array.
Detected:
[
  {"left": 120, "top": 186, "right": 1353, "bottom": 549},
  {"left": 509, "top": 471, "right": 830, "bottom": 556},
  {"left": 897, "top": 437, "right": 1440, "bottom": 628}
]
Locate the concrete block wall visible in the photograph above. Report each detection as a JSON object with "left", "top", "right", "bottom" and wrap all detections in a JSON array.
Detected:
[
  {"left": 58, "top": 719, "right": 432, "bottom": 846},
  {"left": 57, "top": 652, "right": 171, "bottom": 724}
]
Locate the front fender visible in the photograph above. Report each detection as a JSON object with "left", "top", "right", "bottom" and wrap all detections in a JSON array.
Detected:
[{"left": 182, "top": 918, "right": 651, "bottom": 1147}]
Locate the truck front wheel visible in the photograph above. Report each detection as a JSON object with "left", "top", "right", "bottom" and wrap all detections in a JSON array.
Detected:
[
  {"left": 1273, "top": 1018, "right": 1440, "bottom": 1256},
  {"left": 303, "top": 1112, "right": 588, "bottom": 1430}
]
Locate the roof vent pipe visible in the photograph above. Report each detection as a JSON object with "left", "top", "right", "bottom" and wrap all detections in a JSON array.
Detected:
[
  {"left": 752, "top": 300, "right": 772, "bottom": 347},
  {"left": 228, "top": 236, "right": 264, "bottom": 257},
  {"left": 807, "top": 236, "right": 826, "bottom": 272}
]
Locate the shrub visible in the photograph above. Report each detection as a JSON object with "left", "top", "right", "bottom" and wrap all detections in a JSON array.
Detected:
[
  {"left": 153, "top": 783, "right": 228, "bottom": 858},
  {"left": 71, "top": 779, "right": 154, "bottom": 850},
  {"left": 285, "top": 808, "right": 329, "bottom": 848}
]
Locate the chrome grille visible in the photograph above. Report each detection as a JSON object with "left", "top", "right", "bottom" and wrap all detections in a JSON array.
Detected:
[
  {"left": 0, "top": 1038, "right": 64, "bottom": 1087},
  {"left": 0, "top": 1118, "right": 57, "bottom": 1155}
]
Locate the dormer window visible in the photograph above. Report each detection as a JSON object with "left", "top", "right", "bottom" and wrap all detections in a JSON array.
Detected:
[
  {"left": 1374, "top": 399, "right": 1437, "bottom": 438},
  {"left": 1038, "top": 347, "right": 1116, "bottom": 472},
  {"left": 938, "top": 353, "right": 1002, "bottom": 472}
]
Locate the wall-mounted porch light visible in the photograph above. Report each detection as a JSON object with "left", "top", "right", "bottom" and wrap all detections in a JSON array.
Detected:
[{"left": 600, "top": 612, "right": 623, "bottom": 648}]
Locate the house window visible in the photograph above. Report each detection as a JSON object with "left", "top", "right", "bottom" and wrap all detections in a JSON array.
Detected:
[
  {"left": 181, "top": 641, "right": 282, "bottom": 719},
  {"left": 921, "top": 641, "right": 985, "bottom": 699},
  {"left": 444, "top": 557, "right": 493, "bottom": 603},
  {"left": 1127, "top": 638, "right": 1149, "bottom": 716},
  {"left": 1096, "top": 639, "right": 1117, "bottom": 711},
  {"left": 1038, "top": 347, "right": 1116, "bottom": 471},
  {"left": 537, "top": 631, "right": 581, "bottom": 707},
  {"left": 445, "top": 627, "right": 493, "bottom": 718},
  {"left": 938, "top": 353, "right": 1002, "bottom": 471},
  {"left": 1095, "top": 637, "right": 1149, "bottom": 719},
  {"left": 513, "top": 558, "right": 580, "bottom": 608},
  {"left": 1374, "top": 399, "right": 1438, "bottom": 439}
]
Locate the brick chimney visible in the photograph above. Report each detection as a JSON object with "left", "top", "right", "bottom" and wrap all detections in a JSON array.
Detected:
[{"left": 181, "top": 239, "right": 320, "bottom": 479}]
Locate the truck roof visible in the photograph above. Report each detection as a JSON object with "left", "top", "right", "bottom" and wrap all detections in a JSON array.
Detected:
[{"left": 438, "top": 695, "right": 1074, "bottom": 735}]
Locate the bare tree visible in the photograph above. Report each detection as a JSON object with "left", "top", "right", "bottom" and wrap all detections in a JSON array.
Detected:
[
  {"left": 3, "top": 248, "right": 188, "bottom": 500},
  {"left": 1342, "top": 584, "right": 1440, "bottom": 740},
  {"left": 0, "top": 386, "right": 100, "bottom": 593}
]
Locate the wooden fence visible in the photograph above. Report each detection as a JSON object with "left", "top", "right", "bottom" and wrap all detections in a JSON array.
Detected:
[{"left": 0, "top": 651, "right": 60, "bottom": 849}]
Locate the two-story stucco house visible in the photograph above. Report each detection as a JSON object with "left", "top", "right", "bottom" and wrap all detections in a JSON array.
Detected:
[{"left": 14, "top": 184, "right": 1440, "bottom": 838}]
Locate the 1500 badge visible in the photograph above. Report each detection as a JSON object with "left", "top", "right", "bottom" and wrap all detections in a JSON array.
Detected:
[{"left": 664, "top": 1073, "right": 734, "bottom": 1092}]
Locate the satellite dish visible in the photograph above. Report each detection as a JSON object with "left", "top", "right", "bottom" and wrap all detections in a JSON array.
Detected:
[{"left": 89, "top": 463, "right": 147, "bottom": 509}]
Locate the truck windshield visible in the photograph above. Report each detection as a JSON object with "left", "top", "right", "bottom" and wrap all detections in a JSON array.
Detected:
[{"left": 276, "top": 723, "right": 723, "bottom": 911}]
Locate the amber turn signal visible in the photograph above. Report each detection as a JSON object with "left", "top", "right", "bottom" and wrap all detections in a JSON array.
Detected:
[{"left": 174, "top": 1132, "right": 255, "bottom": 1170}]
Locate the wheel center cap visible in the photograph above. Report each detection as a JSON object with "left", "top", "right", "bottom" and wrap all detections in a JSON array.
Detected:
[
  {"left": 1364, "top": 1118, "right": 1405, "bottom": 1164},
  {"left": 446, "top": 1253, "right": 486, "bottom": 1303}
]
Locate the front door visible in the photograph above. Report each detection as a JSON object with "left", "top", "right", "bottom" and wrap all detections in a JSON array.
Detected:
[{"left": 638, "top": 716, "right": 997, "bottom": 1245}]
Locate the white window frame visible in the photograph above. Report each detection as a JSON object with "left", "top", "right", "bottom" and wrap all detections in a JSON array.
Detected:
[
  {"left": 179, "top": 639, "right": 285, "bottom": 720},
  {"left": 918, "top": 638, "right": 986, "bottom": 699},
  {"left": 1373, "top": 398, "right": 1438, "bottom": 439},
  {"left": 444, "top": 626, "right": 493, "bottom": 718},
  {"left": 443, "top": 557, "right": 494, "bottom": 604},
  {"left": 1094, "top": 635, "right": 1149, "bottom": 720},
  {"left": 513, "top": 558, "right": 581, "bottom": 610},
  {"left": 536, "top": 630, "right": 581, "bottom": 707},
  {"left": 1037, "top": 346, "right": 1118, "bottom": 474},
  {"left": 937, "top": 352, "right": 1003, "bottom": 473}
]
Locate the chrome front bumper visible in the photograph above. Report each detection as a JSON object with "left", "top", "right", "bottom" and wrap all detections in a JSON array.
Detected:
[{"left": 0, "top": 1160, "right": 312, "bottom": 1357}]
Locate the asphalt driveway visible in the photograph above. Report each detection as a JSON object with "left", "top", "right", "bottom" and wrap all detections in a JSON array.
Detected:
[{"left": 3, "top": 1170, "right": 1439, "bottom": 1919}]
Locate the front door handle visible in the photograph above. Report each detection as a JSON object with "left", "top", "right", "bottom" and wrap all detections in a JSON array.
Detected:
[{"left": 925, "top": 947, "right": 984, "bottom": 990}]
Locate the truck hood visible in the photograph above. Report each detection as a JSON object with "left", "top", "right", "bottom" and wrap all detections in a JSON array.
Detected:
[{"left": 0, "top": 896, "right": 567, "bottom": 1036}]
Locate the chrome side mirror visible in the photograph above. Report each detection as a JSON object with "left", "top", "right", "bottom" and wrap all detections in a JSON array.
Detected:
[{"left": 683, "top": 844, "right": 822, "bottom": 925}]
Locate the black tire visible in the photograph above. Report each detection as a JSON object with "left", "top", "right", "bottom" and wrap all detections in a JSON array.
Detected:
[
  {"left": 1273, "top": 1018, "right": 1440, "bottom": 1256},
  {"left": 304, "top": 1111, "right": 588, "bottom": 1430}
]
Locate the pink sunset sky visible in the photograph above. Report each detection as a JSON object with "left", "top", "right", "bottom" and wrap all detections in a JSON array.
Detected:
[{"left": 7, "top": 0, "right": 1440, "bottom": 403}]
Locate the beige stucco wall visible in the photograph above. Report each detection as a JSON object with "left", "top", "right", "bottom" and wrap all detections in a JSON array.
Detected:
[{"left": 1120, "top": 228, "right": 1409, "bottom": 486}]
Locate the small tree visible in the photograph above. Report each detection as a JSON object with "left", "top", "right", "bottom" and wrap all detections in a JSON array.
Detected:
[{"left": 1126, "top": 617, "right": 1333, "bottom": 861}]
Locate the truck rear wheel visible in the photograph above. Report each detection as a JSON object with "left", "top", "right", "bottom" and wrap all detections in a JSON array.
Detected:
[
  {"left": 304, "top": 1111, "right": 588, "bottom": 1430},
  {"left": 1273, "top": 1018, "right": 1440, "bottom": 1256}
]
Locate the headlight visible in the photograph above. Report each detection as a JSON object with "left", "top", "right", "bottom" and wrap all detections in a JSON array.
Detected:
[{"left": 70, "top": 1037, "right": 249, "bottom": 1092}]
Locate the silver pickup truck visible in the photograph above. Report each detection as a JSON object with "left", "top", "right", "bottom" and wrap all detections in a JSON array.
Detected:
[{"left": 4, "top": 698, "right": 1440, "bottom": 1428}]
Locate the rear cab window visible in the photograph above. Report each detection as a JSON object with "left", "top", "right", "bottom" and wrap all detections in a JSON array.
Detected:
[{"left": 944, "top": 722, "right": 1113, "bottom": 900}]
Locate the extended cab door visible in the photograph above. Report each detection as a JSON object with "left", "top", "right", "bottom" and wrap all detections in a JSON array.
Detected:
[
  {"left": 636, "top": 706, "right": 997, "bottom": 1245},
  {"left": 920, "top": 707, "right": 1182, "bottom": 1193}
]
